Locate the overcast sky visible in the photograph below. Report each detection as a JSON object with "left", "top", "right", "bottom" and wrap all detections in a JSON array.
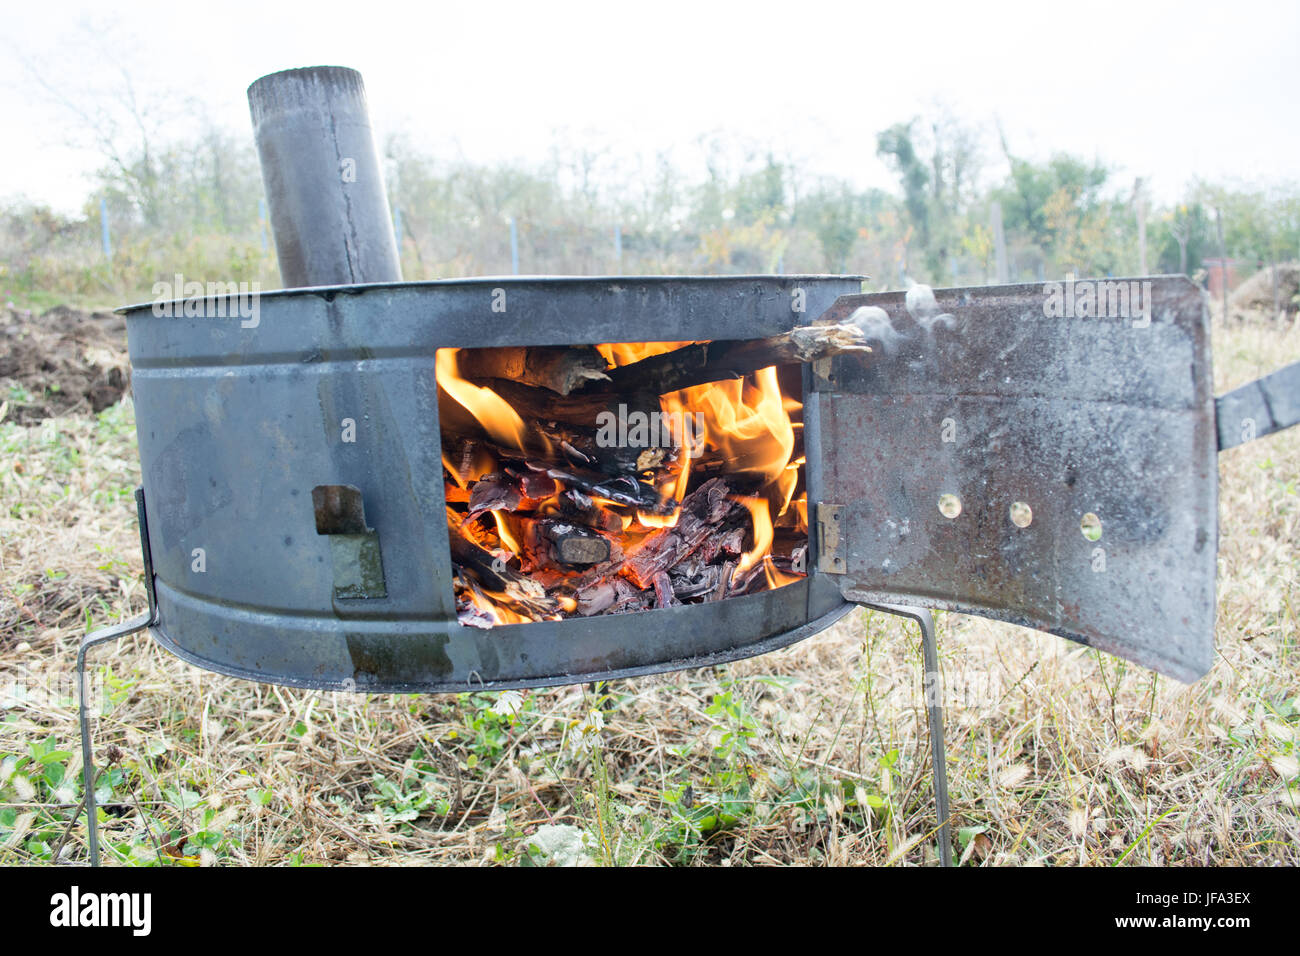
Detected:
[{"left": 4, "top": 0, "right": 1298, "bottom": 213}]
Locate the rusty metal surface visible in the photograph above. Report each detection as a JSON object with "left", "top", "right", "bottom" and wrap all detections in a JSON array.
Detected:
[{"left": 805, "top": 276, "right": 1218, "bottom": 682}]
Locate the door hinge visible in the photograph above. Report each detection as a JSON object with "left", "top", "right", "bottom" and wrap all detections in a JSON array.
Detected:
[{"left": 816, "top": 503, "right": 846, "bottom": 574}]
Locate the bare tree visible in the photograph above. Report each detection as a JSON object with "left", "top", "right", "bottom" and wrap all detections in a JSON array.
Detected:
[{"left": 18, "top": 18, "right": 191, "bottom": 226}]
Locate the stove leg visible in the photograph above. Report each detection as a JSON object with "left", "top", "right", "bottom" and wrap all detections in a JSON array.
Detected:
[
  {"left": 77, "top": 612, "right": 153, "bottom": 866},
  {"left": 862, "top": 603, "right": 953, "bottom": 867}
]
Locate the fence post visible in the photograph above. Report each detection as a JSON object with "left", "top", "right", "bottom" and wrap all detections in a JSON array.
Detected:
[
  {"left": 990, "top": 201, "right": 1008, "bottom": 284},
  {"left": 1216, "top": 207, "right": 1229, "bottom": 320},
  {"left": 1135, "top": 180, "right": 1148, "bottom": 275},
  {"left": 99, "top": 198, "right": 112, "bottom": 260}
]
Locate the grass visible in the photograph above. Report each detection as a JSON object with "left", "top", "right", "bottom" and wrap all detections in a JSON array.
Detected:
[{"left": 0, "top": 312, "right": 1297, "bottom": 866}]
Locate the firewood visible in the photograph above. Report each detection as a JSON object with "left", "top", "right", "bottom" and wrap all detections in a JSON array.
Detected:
[
  {"left": 588, "top": 324, "right": 872, "bottom": 395},
  {"left": 524, "top": 460, "right": 670, "bottom": 514},
  {"left": 475, "top": 378, "right": 661, "bottom": 429},
  {"left": 456, "top": 576, "right": 506, "bottom": 628},
  {"left": 505, "top": 467, "right": 558, "bottom": 500},
  {"left": 526, "top": 417, "right": 670, "bottom": 476},
  {"left": 442, "top": 435, "right": 669, "bottom": 512},
  {"left": 520, "top": 518, "right": 619, "bottom": 570},
  {"left": 699, "top": 525, "right": 746, "bottom": 564},
  {"left": 575, "top": 579, "right": 616, "bottom": 616},
  {"left": 611, "top": 577, "right": 653, "bottom": 613},
  {"left": 728, "top": 561, "right": 766, "bottom": 597},
  {"left": 651, "top": 571, "right": 678, "bottom": 609},
  {"left": 768, "top": 545, "right": 807, "bottom": 576},
  {"left": 543, "top": 522, "right": 616, "bottom": 565},
  {"left": 445, "top": 510, "right": 558, "bottom": 616},
  {"left": 621, "top": 477, "right": 737, "bottom": 588},
  {"left": 559, "top": 488, "right": 625, "bottom": 535},
  {"left": 455, "top": 346, "right": 610, "bottom": 395},
  {"left": 466, "top": 472, "right": 521, "bottom": 518},
  {"left": 709, "top": 561, "right": 736, "bottom": 602},
  {"left": 668, "top": 563, "right": 723, "bottom": 600}
]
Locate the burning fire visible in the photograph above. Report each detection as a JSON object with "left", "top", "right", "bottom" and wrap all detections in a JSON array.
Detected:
[
  {"left": 437, "top": 349, "right": 530, "bottom": 451},
  {"left": 439, "top": 340, "right": 809, "bottom": 626}
]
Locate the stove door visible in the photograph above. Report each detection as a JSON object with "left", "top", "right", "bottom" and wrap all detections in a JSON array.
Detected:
[{"left": 804, "top": 276, "right": 1218, "bottom": 682}]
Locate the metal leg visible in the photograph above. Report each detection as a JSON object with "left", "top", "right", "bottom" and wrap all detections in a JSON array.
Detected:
[
  {"left": 863, "top": 603, "right": 953, "bottom": 867},
  {"left": 78, "top": 612, "right": 153, "bottom": 866},
  {"left": 77, "top": 486, "right": 159, "bottom": 866}
]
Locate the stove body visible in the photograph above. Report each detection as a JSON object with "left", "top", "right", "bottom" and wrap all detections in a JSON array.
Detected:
[
  {"left": 125, "top": 276, "right": 861, "bottom": 692},
  {"left": 114, "top": 66, "right": 1232, "bottom": 691},
  {"left": 122, "top": 271, "right": 1218, "bottom": 690}
]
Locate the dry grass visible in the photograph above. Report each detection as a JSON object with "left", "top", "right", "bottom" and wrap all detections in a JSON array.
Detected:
[{"left": 1, "top": 313, "right": 1297, "bottom": 866}]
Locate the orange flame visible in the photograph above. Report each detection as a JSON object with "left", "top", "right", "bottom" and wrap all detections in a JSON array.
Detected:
[
  {"left": 490, "top": 511, "right": 523, "bottom": 557},
  {"left": 763, "top": 556, "right": 802, "bottom": 589},
  {"left": 733, "top": 496, "right": 774, "bottom": 576},
  {"left": 671, "top": 365, "right": 793, "bottom": 488},
  {"left": 437, "top": 348, "right": 529, "bottom": 451},
  {"left": 596, "top": 341, "right": 694, "bottom": 367},
  {"left": 474, "top": 589, "right": 534, "bottom": 625}
]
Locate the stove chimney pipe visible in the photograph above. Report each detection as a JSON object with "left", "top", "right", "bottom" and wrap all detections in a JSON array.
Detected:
[{"left": 248, "top": 66, "right": 402, "bottom": 289}]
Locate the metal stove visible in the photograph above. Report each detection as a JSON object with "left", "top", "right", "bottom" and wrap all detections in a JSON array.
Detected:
[{"left": 76, "top": 66, "right": 1300, "bottom": 866}]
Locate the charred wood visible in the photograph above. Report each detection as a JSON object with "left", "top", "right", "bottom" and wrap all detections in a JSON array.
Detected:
[
  {"left": 590, "top": 324, "right": 872, "bottom": 395},
  {"left": 455, "top": 346, "right": 610, "bottom": 395},
  {"left": 621, "top": 477, "right": 737, "bottom": 588}
]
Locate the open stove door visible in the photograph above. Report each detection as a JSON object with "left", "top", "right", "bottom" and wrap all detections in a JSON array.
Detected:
[{"left": 804, "top": 276, "right": 1218, "bottom": 682}]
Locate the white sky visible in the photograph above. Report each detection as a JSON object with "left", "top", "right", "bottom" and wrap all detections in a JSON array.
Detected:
[{"left": 3, "top": 0, "right": 1298, "bottom": 213}]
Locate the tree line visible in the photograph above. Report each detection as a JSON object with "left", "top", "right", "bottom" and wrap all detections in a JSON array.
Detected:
[{"left": 3, "top": 113, "right": 1298, "bottom": 308}]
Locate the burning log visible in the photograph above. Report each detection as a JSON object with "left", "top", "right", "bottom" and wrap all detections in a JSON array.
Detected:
[
  {"left": 463, "top": 468, "right": 562, "bottom": 520},
  {"left": 506, "top": 467, "right": 559, "bottom": 500},
  {"left": 526, "top": 417, "right": 669, "bottom": 476},
  {"left": 699, "top": 525, "right": 746, "bottom": 563},
  {"left": 651, "top": 571, "right": 678, "bottom": 609},
  {"left": 710, "top": 562, "right": 736, "bottom": 601},
  {"left": 455, "top": 346, "right": 610, "bottom": 395},
  {"left": 667, "top": 562, "right": 725, "bottom": 600},
  {"left": 521, "top": 518, "right": 620, "bottom": 570},
  {"left": 444, "top": 416, "right": 669, "bottom": 477},
  {"left": 476, "top": 378, "right": 661, "bottom": 430},
  {"left": 466, "top": 472, "right": 521, "bottom": 518},
  {"left": 442, "top": 339, "right": 814, "bottom": 626},
  {"left": 524, "top": 461, "right": 670, "bottom": 514},
  {"left": 574, "top": 576, "right": 651, "bottom": 616},
  {"left": 621, "top": 477, "right": 738, "bottom": 588},
  {"left": 456, "top": 577, "right": 503, "bottom": 629},
  {"left": 590, "top": 324, "right": 872, "bottom": 395},
  {"left": 445, "top": 511, "right": 559, "bottom": 617},
  {"left": 558, "top": 489, "right": 624, "bottom": 535},
  {"left": 442, "top": 435, "right": 669, "bottom": 513}
]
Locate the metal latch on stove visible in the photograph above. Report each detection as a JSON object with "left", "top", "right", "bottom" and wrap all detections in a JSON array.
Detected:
[{"left": 312, "top": 484, "right": 388, "bottom": 599}]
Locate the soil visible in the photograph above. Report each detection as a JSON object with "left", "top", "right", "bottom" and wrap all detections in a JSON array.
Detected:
[{"left": 0, "top": 305, "right": 131, "bottom": 424}]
